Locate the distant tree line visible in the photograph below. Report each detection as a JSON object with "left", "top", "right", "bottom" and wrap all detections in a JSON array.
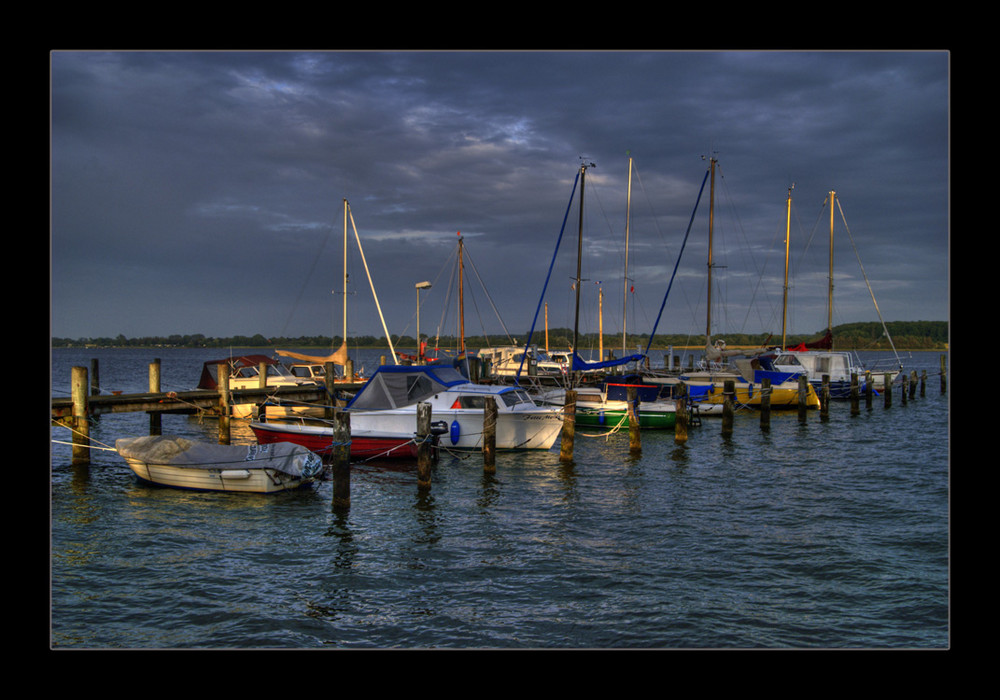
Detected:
[{"left": 52, "top": 321, "right": 947, "bottom": 351}]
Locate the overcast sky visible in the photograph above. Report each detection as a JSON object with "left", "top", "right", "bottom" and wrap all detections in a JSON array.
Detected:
[{"left": 50, "top": 51, "right": 949, "bottom": 347}]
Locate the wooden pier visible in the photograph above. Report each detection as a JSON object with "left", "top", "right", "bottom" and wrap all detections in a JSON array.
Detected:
[{"left": 52, "top": 359, "right": 364, "bottom": 465}]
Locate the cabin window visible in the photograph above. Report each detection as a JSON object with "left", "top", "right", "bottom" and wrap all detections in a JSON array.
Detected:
[
  {"left": 454, "top": 395, "right": 487, "bottom": 409},
  {"left": 500, "top": 389, "right": 534, "bottom": 407}
]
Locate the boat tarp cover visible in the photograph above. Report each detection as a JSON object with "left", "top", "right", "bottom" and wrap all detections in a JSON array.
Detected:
[
  {"left": 275, "top": 342, "right": 349, "bottom": 366},
  {"left": 787, "top": 330, "right": 834, "bottom": 351},
  {"left": 572, "top": 352, "right": 645, "bottom": 372},
  {"left": 116, "top": 435, "right": 322, "bottom": 477},
  {"left": 197, "top": 354, "right": 278, "bottom": 390},
  {"left": 345, "top": 365, "right": 469, "bottom": 411}
]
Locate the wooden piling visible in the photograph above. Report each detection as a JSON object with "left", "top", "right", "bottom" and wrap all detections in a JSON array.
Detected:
[
  {"left": 920, "top": 370, "right": 927, "bottom": 397},
  {"left": 850, "top": 373, "right": 860, "bottom": 416},
  {"left": 909, "top": 370, "right": 918, "bottom": 400},
  {"left": 797, "top": 375, "right": 809, "bottom": 424},
  {"left": 864, "top": 371, "right": 873, "bottom": 411},
  {"left": 722, "top": 380, "right": 734, "bottom": 437},
  {"left": 217, "top": 362, "right": 231, "bottom": 444},
  {"left": 331, "top": 409, "right": 351, "bottom": 511},
  {"left": 560, "top": 390, "right": 577, "bottom": 462},
  {"left": 819, "top": 375, "right": 829, "bottom": 421},
  {"left": 900, "top": 372, "right": 908, "bottom": 405},
  {"left": 760, "top": 377, "right": 772, "bottom": 431},
  {"left": 627, "top": 386, "right": 641, "bottom": 454},
  {"left": 149, "top": 358, "right": 162, "bottom": 435},
  {"left": 325, "top": 361, "right": 337, "bottom": 418},
  {"left": 90, "top": 358, "right": 100, "bottom": 397},
  {"left": 71, "top": 366, "right": 90, "bottom": 465},
  {"left": 884, "top": 372, "right": 892, "bottom": 409},
  {"left": 940, "top": 354, "right": 947, "bottom": 394},
  {"left": 417, "top": 402, "right": 433, "bottom": 489},
  {"left": 483, "top": 395, "right": 497, "bottom": 474},
  {"left": 674, "top": 382, "right": 688, "bottom": 444}
]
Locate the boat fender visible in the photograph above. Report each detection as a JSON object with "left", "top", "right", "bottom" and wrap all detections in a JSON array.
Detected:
[
  {"left": 598, "top": 410, "right": 605, "bottom": 425},
  {"left": 220, "top": 469, "right": 252, "bottom": 480},
  {"left": 450, "top": 420, "right": 461, "bottom": 445}
]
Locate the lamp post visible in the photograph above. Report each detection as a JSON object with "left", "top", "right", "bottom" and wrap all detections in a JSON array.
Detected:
[{"left": 415, "top": 280, "right": 432, "bottom": 363}]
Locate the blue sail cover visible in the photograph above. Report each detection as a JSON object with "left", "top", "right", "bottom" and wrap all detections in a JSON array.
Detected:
[{"left": 571, "top": 352, "right": 645, "bottom": 372}]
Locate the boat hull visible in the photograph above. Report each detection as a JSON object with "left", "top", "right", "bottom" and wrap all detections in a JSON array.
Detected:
[
  {"left": 687, "top": 382, "right": 820, "bottom": 409},
  {"left": 350, "top": 409, "right": 564, "bottom": 451},
  {"left": 116, "top": 436, "right": 321, "bottom": 494},
  {"left": 123, "top": 460, "right": 314, "bottom": 493},
  {"left": 575, "top": 406, "right": 676, "bottom": 429},
  {"left": 251, "top": 421, "right": 422, "bottom": 460}
]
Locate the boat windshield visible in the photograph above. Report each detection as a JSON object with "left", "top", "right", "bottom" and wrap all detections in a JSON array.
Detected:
[
  {"left": 500, "top": 389, "right": 535, "bottom": 408},
  {"left": 773, "top": 354, "right": 803, "bottom": 367}
]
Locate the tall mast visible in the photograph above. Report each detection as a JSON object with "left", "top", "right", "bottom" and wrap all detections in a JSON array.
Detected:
[
  {"left": 342, "top": 198, "right": 348, "bottom": 344},
  {"left": 458, "top": 233, "right": 465, "bottom": 354},
  {"left": 828, "top": 190, "right": 836, "bottom": 347},
  {"left": 573, "top": 163, "right": 590, "bottom": 364},
  {"left": 623, "top": 153, "right": 632, "bottom": 355},
  {"left": 706, "top": 157, "right": 716, "bottom": 342},
  {"left": 781, "top": 184, "right": 793, "bottom": 349}
]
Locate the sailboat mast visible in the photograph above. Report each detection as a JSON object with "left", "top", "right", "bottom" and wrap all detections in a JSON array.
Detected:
[
  {"left": 706, "top": 157, "right": 716, "bottom": 342},
  {"left": 573, "top": 163, "right": 589, "bottom": 362},
  {"left": 458, "top": 233, "right": 465, "bottom": 354},
  {"left": 782, "top": 185, "right": 793, "bottom": 349},
  {"left": 342, "top": 198, "right": 348, "bottom": 345},
  {"left": 623, "top": 154, "right": 632, "bottom": 355},
  {"left": 828, "top": 190, "right": 836, "bottom": 347}
]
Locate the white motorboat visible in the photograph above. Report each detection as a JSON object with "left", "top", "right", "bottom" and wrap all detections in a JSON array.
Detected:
[
  {"left": 116, "top": 435, "right": 323, "bottom": 493},
  {"left": 197, "top": 354, "right": 323, "bottom": 419},
  {"left": 345, "top": 364, "right": 564, "bottom": 451}
]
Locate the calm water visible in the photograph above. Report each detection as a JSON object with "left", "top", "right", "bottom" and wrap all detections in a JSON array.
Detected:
[{"left": 50, "top": 347, "right": 950, "bottom": 649}]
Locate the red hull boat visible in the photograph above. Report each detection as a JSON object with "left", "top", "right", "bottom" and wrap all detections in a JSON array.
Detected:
[{"left": 250, "top": 420, "right": 436, "bottom": 461}]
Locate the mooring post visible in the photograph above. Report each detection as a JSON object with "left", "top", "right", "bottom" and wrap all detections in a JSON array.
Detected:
[
  {"left": 417, "top": 402, "right": 433, "bottom": 489},
  {"left": 864, "top": 370, "right": 873, "bottom": 411},
  {"left": 850, "top": 372, "right": 860, "bottom": 416},
  {"left": 71, "top": 366, "right": 90, "bottom": 466},
  {"left": 909, "top": 370, "right": 918, "bottom": 400},
  {"left": 627, "top": 385, "right": 641, "bottom": 454},
  {"left": 331, "top": 409, "right": 351, "bottom": 511},
  {"left": 722, "top": 380, "right": 734, "bottom": 437},
  {"left": 149, "top": 358, "right": 162, "bottom": 435},
  {"left": 346, "top": 358, "right": 354, "bottom": 383},
  {"left": 920, "top": 369, "right": 927, "bottom": 397},
  {"left": 900, "top": 372, "right": 908, "bottom": 405},
  {"left": 325, "top": 361, "right": 337, "bottom": 418},
  {"left": 560, "top": 390, "right": 577, "bottom": 462},
  {"left": 797, "top": 374, "right": 809, "bottom": 424},
  {"left": 90, "top": 358, "right": 100, "bottom": 397},
  {"left": 674, "top": 382, "right": 688, "bottom": 444},
  {"left": 760, "top": 376, "right": 772, "bottom": 430},
  {"left": 217, "top": 362, "right": 231, "bottom": 444},
  {"left": 940, "top": 354, "right": 947, "bottom": 394},
  {"left": 884, "top": 372, "right": 892, "bottom": 409},
  {"left": 819, "top": 375, "right": 829, "bottom": 421},
  {"left": 483, "top": 395, "right": 497, "bottom": 474}
]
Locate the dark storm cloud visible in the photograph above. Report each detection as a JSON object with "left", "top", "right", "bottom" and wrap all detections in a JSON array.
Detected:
[{"left": 50, "top": 50, "right": 949, "bottom": 342}]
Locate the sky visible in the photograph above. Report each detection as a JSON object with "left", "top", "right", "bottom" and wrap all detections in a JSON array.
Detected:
[{"left": 50, "top": 51, "right": 949, "bottom": 347}]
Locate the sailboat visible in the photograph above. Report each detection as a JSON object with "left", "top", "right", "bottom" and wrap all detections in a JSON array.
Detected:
[
  {"left": 274, "top": 198, "right": 398, "bottom": 383},
  {"left": 250, "top": 199, "right": 421, "bottom": 458},
  {"left": 534, "top": 159, "right": 678, "bottom": 429},
  {"left": 759, "top": 190, "right": 903, "bottom": 398},
  {"left": 658, "top": 161, "right": 819, "bottom": 412}
]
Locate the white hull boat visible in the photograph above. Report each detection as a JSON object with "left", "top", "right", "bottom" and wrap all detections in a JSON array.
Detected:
[
  {"left": 197, "top": 354, "right": 324, "bottom": 419},
  {"left": 345, "top": 364, "right": 564, "bottom": 451},
  {"left": 116, "top": 435, "right": 323, "bottom": 493}
]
